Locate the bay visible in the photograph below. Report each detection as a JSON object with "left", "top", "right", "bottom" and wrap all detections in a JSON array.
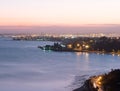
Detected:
[{"left": 0, "top": 37, "right": 120, "bottom": 91}]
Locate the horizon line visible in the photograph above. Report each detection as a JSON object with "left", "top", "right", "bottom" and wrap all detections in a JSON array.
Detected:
[{"left": 0, "top": 24, "right": 120, "bottom": 27}]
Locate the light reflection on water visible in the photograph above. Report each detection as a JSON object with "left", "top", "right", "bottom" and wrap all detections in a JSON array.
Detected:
[{"left": 0, "top": 38, "right": 120, "bottom": 91}]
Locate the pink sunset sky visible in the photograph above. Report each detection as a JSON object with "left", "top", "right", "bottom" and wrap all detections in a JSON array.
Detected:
[{"left": 0, "top": 0, "right": 120, "bottom": 34}]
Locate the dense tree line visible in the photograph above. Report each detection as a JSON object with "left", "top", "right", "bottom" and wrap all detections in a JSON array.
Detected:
[
  {"left": 93, "top": 37, "right": 120, "bottom": 52},
  {"left": 101, "top": 69, "right": 120, "bottom": 91}
]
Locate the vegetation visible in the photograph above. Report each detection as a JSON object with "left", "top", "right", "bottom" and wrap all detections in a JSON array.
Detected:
[
  {"left": 73, "top": 69, "right": 120, "bottom": 91},
  {"left": 63, "top": 36, "right": 120, "bottom": 53},
  {"left": 38, "top": 36, "right": 120, "bottom": 53},
  {"left": 100, "top": 69, "right": 120, "bottom": 91},
  {"left": 93, "top": 37, "right": 120, "bottom": 52}
]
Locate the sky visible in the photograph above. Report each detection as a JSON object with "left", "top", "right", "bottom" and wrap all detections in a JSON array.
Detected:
[{"left": 0, "top": 0, "right": 120, "bottom": 34}]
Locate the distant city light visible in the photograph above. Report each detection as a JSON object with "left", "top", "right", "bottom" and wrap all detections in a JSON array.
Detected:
[
  {"left": 85, "top": 45, "right": 90, "bottom": 49},
  {"left": 77, "top": 43, "right": 80, "bottom": 47},
  {"left": 67, "top": 44, "right": 72, "bottom": 49}
]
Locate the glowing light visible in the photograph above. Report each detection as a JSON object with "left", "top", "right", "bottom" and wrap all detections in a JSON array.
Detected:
[
  {"left": 67, "top": 44, "right": 72, "bottom": 48},
  {"left": 61, "top": 44, "right": 65, "bottom": 47},
  {"left": 77, "top": 43, "right": 80, "bottom": 47},
  {"left": 98, "top": 76, "right": 102, "bottom": 81},
  {"left": 85, "top": 45, "right": 90, "bottom": 49},
  {"left": 98, "top": 81, "right": 101, "bottom": 85},
  {"left": 96, "top": 76, "right": 102, "bottom": 85},
  {"left": 82, "top": 44, "right": 85, "bottom": 47},
  {"left": 93, "top": 82, "right": 97, "bottom": 88}
]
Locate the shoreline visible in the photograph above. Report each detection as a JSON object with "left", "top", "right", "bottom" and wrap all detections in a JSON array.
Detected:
[
  {"left": 85, "top": 51, "right": 120, "bottom": 56},
  {"left": 73, "top": 69, "right": 120, "bottom": 91},
  {"left": 39, "top": 47, "right": 120, "bottom": 56}
]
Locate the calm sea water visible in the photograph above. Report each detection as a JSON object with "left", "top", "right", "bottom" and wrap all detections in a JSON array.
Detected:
[{"left": 0, "top": 37, "right": 120, "bottom": 91}]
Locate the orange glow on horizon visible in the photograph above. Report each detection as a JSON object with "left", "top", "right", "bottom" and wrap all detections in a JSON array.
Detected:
[
  {"left": 1, "top": 15, "right": 120, "bottom": 27},
  {"left": 1, "top": 20, "right": 120, "bottom": 27}
]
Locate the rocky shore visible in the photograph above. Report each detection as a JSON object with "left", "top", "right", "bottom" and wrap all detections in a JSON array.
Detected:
[{"left": 73, "top": 69, "right": 120, "bottom": 91}]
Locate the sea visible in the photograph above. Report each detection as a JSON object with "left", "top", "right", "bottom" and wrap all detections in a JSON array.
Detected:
[{"left": 0, "top": 37, "right": 120, "bottom": 91}]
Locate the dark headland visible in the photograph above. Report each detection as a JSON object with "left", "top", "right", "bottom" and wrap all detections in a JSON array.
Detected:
[
  {"left": 73, "top": 69, "right": 120, "bottom": 91},
  {"left": 38, "top": 36, "right": 120, "bottom": 56}
]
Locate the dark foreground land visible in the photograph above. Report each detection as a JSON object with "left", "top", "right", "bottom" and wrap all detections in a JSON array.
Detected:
[{"left": 73, "top": 69, "right": 120, "bottom": 91}]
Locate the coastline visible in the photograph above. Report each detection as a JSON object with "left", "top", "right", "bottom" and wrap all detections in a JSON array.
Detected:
[
  {"left": 38, "top": 46, "right": 120, "bottom": 56},
  {"left": 73, "top": 69, "right": 120, "bottom": 91}
]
